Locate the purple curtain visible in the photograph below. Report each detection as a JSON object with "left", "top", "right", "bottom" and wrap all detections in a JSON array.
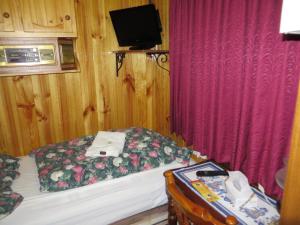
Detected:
[{"left": 170, "top": 0, "right": 300, "bottom": 196}]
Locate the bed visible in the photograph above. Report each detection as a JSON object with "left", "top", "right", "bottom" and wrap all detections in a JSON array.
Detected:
[{"left": 0, "top": 128, "right": 193, "bottom": 225}]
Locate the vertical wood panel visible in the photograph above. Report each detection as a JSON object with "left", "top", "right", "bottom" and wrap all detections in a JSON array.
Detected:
[
  {"left": 47, "top": 74, "right": 64, "bottom": 142},
  {"left": 132, "top": 54, "right": 148, "bottom": 127},
  {"left": 146, "top": 56, "right": 155, "bottom": 129},
  {"left": 75, "top": 0, "right": 100, "bottom": 134},
  {"left": 31, "top": 75, "right": 52, "bottom": 146},
  {"left": 0, "top": 78, "right": 21, "bottom": 155},
  {"left": 280, "top": 83, "right": 300, "bottom": 224},
  {"left": 0, "top": 0, "right": 170, "bottom": 156},
  {"left": 153, "top": 0, "right": 169, "bottom": 50},
  {"left": 13, "top": 76, "right": 41, "bottom": 154}
]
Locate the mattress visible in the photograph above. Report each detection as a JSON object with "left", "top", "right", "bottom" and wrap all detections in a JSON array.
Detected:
[{"left": 2, "top": 156, "right": 187, "bottom": 225}]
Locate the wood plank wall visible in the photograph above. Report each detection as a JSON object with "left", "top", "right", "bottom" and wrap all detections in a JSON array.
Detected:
[
  {"left": 0, "top": 0, "right": 171, "bottom": 156},
  {"left": 280, "top": 82, "right": 300, "bottom": 224}
]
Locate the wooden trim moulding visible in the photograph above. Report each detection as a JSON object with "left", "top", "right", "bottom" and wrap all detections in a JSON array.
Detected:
[{"left": 280, "top": 82, "right": 300, "bottom": 224}]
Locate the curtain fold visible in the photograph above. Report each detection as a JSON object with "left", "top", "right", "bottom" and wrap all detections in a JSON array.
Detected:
[{"left": 170, "top": 0, "right": 300, "bottom": 196}]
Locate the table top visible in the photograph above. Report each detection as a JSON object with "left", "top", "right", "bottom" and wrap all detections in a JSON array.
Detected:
[{"left": 172, "top": 161, "right": 280, "bottom": 225}]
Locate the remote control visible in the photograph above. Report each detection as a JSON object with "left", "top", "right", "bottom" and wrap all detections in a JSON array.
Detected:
[{"left": 196, "top": 170, "right": 229, "bottom": 177}]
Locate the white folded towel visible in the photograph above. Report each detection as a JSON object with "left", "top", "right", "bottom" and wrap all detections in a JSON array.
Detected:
[{"left": 86, "top": 131, "right": 126, "bottom": 157}]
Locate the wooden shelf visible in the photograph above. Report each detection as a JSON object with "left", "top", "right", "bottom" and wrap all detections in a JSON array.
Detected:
[{"left": 111, "top": 50, "right": 169, "bottom": 76}]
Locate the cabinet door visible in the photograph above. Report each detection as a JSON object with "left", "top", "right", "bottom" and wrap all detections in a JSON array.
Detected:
[
  {"left": 0, "top": 0, "right": 16, "bottom": 32},
  {"left": 19, "top": 0, "right": 76, "bottom": 35}
]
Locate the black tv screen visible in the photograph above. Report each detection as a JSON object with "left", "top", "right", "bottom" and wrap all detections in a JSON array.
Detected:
[{"left": 109, "top": 4, "right": 162, "bottom": 50}]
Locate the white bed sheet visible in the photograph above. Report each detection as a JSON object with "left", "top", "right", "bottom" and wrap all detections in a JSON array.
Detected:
[{"left": 2, "top": 156, "right": 187, "bottom": 225}]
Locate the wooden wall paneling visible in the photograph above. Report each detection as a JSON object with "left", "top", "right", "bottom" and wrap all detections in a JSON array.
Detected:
[
  {"left": 0, "top": 116, "right": 6, "bottom": 152},
  {"left": 120, "top": 54, "right": 133, "bottom": 128},
  {"left": 104, "top": 1, "right": 127, "bottom": 128},
  {"left": 113, "top": 54, "right": 131, "bottom": 129},
  {"left": 53, "top": 74, "right": 69, "bottom": 140},
  {"left": 163, "top": 66, "right": 170, "bottom": 135},
  {"left": 13, "top": 76, "right": 41, "bottom": 154},
  {"left": 154, "top": 62, "right": 170, "bottom": 136},
  {"left": 280, "top": 82, "right": 300, "bottom": 224},
  {"left": 151, "top": 58, "right": 163, "bottom": 131},
  {"left": 31, "top": 75, "right": 52, "bottom": 147},
  {"left": 150, "top": 0, "right": 169, "bottom": 134},
  {"left": 0, "top": 78, "right": 21, "bottom": 155},
  {"left": 113, "top": 66, "right": 127, "bottom": 129},
  {"left": 6, "top": 77, "right": 25, "bottom": 154},
  {"left": 116, "top": 56, "right": 134, "bottom": 128},
  {"left": 145, "top": 56, "right": 155, "bottom": 129},
  {"left": 125, "top": 0, "right": 149, "bottom": 10},
  {"left": 144, "top": 55, "right": 170, "bottom": 134},
  {"left": 151, "top": 0, "right": 170, "bottom": 135},
  {"left": 98, "top": 52, "right": 114, "bottom": 130},
  {"left": 153, "top": 0, "right": 169, "bottom": 50},
  {"left": 89, "top": 0, "right": 106, "bottom": 132},
  {"left": 103, "top": 0, "right": 120, "bottom": 51},
  {"left": 47, "top": 74, "right": 64, "bottom": 143},
  {"left": 102, "top": 0, "right": 123, "bottom": 129},
  {"left": 75, "top": 0, "right": 101, "bottom": 135},
  {"left": 91, "top": 0, "right": 106, "bottom": 131},
  {"left": 5, "top": 77, "right": 28, "bottom": 155},
  {"left": 62, "top": 73, "right": 84, "bottom": 138},
  {"left": 102, "top": 0, "right": 129, "bottom": 129},
  {"left": 113, "top": 0, "right": 152, "bottom": 129},
  {"left": 0, "top": 0, "right": 171, "bottom": 156},
  {"left": 98, "top": 1, "right": 116, "bottom": 130},
  {"left": 56, "top": 73, "right": 80, "bottom": 139},
  {"left": 131, "top": 53, "right": 148, "bottom": 128},
  {"left": 0, "top": 80, "right": 10, "bottom": 152},
  {"left": 99, "top": 0, "right": 117, "bottom": 128},
  {"left": 115, "top": 73, "right": 127, "bottom": 128}
]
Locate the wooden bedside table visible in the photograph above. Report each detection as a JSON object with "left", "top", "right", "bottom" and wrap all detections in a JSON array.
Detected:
[
  {"left": 164, "top": 163, "right": 237, "bottom": 225},
  {"left": 164, "top": 161, "right": 280, "bottom": 225}
]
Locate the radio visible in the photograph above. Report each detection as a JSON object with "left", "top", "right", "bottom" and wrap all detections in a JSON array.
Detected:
[
  {"left": 0, "top": 45, "right": 56, "bottom": 66},
  {"left": 0, "top": 38, "right": 77, "bottom": 76}
]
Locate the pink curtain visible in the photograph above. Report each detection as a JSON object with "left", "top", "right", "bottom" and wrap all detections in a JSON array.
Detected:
[{"left": 170, "top": 0, "right": 300, "bottom": 196}]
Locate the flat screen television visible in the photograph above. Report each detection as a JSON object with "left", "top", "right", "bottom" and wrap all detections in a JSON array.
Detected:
[{"left": 109, "top": 4, "right": 162, "bottom": 50}]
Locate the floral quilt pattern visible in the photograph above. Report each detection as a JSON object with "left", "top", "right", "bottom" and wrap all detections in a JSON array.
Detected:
[
  {"left": 31, "top": 127, "right": 192, "bottom": 192},
  {"left": 0, "top": 154, "right": 20, "bottom": 171},
  {"left": 0, "top": 154, "right": 23, "bottom": 220}
]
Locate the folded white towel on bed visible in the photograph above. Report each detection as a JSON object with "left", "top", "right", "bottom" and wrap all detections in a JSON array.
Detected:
[{"left": 85, "top": 131, "right": 126, "bottom": 157}]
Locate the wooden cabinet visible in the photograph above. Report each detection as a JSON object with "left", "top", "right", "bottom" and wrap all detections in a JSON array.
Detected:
[
  {"left": 19, "top": 0, "right": 76, "bottom": 34},
  {"left": 0, "top": 0, "right": 77, "bottom": 37},
  {"left": 0, "top": 0, "right": 17, "bottom": 32}
]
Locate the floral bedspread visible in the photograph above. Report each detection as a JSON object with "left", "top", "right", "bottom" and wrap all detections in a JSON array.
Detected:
[
  {"left": 31, "top": 127, "right": 192, "bottom": 192},
  {"left": 0, "top": 154, "right": 23, "bottom": 220}
]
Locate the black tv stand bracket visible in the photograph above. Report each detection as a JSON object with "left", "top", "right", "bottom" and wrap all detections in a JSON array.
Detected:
[{"left": 112, "top": 50, "right": 169, "bottom": 77}]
